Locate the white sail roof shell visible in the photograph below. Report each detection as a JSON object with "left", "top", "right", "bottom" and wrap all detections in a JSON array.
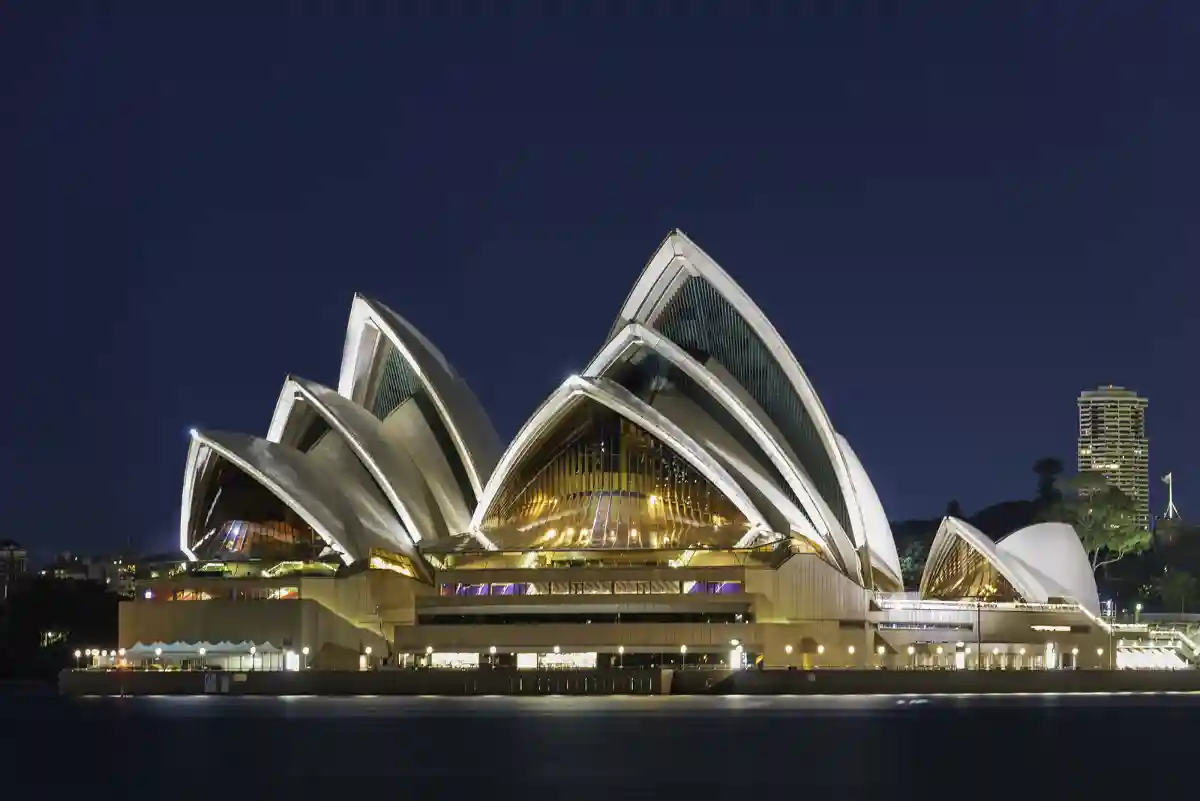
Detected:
[{"left": 920, "top": 516, "right": 1099, "bottom": 614}]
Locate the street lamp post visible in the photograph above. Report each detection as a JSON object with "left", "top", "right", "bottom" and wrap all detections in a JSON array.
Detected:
[
  {"left": 302, "top": 645, "right": 310, "bottom": 670},
  {"left": 680, "top": 644, "right": 687, "bottom": 669},
  {"left": 249, "top": 645, "right": 256, "bottom": 671},
  {"left": 74, "top": 650, "right": 81, "bottom": 670},
  {"left": 617, "top": 644, "right": 624, "bottom": 669}
]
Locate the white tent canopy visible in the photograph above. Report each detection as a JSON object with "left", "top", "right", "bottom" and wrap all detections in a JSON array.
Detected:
[{"left": 124, "top": 641, "right": 283, "bottom": 656}]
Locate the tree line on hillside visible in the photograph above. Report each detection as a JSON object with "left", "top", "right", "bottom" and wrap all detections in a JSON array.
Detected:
[
  {"left": 892, "top": 458, "right": 1197, "bottom": 612},
  {"left": 0, "top": 577, "right": 119, "bottom": 680}
]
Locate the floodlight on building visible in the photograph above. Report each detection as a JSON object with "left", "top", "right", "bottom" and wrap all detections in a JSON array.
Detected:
[
  {"left": 553, "top": 645, "right": 561, "bottom": 654},
  {"left": 118, "top": 648, "right": 125, "bottom": 657},
  {"left": 907, "top": 646, "right": 915, "bottom": 655},
  {"left": 877, "top": 645, "right": 886, "bottom": 656}
]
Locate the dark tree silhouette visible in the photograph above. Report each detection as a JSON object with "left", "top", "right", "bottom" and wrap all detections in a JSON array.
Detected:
[{"left": 1033, "top": 457, "right": 1064, "bottom": 505}]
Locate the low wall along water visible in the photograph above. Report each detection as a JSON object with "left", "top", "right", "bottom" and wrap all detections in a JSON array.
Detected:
[{"left": 59, "top": 667, "right": 1200, "bottom": 697}]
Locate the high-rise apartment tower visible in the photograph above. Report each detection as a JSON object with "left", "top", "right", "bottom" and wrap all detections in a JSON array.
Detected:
[{"left": 1077, "top": 386, "right": 1149, "bottom": 527}]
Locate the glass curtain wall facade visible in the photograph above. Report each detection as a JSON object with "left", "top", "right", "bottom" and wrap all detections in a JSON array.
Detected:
[
  {"left": 921, "top": 537, "right": 1020, "bottom": 602},
  {"left": 479, "top": 399, "right": 750, "bottom": 550},
  {"left": 651, "top": 276, "right": 851, "bottom": 536}
]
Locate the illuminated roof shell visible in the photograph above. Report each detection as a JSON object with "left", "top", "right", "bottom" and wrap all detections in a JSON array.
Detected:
[
  {"left": 337, "top": 294, "right": 501, "bottom": 503},
  {"left": 919, "top": 516, "right": 1099, "bottom": 613},
  {"left": 180, "top": 429, "right": 429, "bottom": 580},
  {"left": 585, "top": 322, "right": 858, "bottom": 573},
  {"left": 612, "top": 230, "right": 868, "bottom": 567},
  {"left": 266, "top": 376, "right": 448, "bottom": 545}
]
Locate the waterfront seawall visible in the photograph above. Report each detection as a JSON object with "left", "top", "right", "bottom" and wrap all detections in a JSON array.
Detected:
[{"left": 59, "top": 667, "right": 1200, "bottom": 697}]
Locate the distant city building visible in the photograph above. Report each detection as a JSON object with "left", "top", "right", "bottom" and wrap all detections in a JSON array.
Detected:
[
  {"left": 1077, "top": 386, "right": 1149, "bottom": 527},
  {"left": 1, "top": 539, "right": 29, "bottom": 599},
  {"left": 42, "top": 552, "right": 138, "bottom": 596}
]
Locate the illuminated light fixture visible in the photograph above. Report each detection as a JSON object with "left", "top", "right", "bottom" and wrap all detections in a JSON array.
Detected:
[
  {"left": 489, "top": 646, "right": 497, "bottom": 655},
  {"left": 817, "top": 645, "right": 825, "bottom": 655},
  {"left": 118, "top": 648, "right": 125, "bottom": 657},
  {"left": 199, "top": 648, "right": 206, "bottom": 656},
  {"left": 955, "top": 641, "right": 965, "bottom": 647},
  {"left": 906, "top": 646, "right": 915, "bottom": 655},
  {"left": 1071, "top": 647, "right": 1079, "bottom": 655},
  {"left": 785, "top": 644, "right": 794, "bottom": 655},
  {"left": 426, "top": 646, "right": 433, "bottom": 655},
  {"left": 877, "top": 645, "right": 886, "bottom": 656},
  {"left": 848, "top": 645, "right": 855, "bottom": 655},
  {"left": 1097, "top": 647, "right": 1104, "bottom": 656},
  {"left": 1019, "top": 648, "right": 1026, "bottom": 656},
  {"left": 648, "top": 494, "right": 659, "bottom": 504},
  {"left": 618, "top": 645, "right": 624, "bottom": 654},
  {"left": 73, "top": 650, "right": 81, "bottom": 658},
  {"left": 992, "top": 647, "right": 1000, "bottom": 655},
  {"left": 935, "top": 646, "right": 943, "bottom": 655},
  {"left": 553, "top": 645, "right": 561, "bottom": 654},
  {"left": 250, "top": 646, "right": 256, "bottom": 655},
  {"left": 730, "top": 638, "right": 740, "bottom": 647},
  {"left": 1031, "top": 625, "right": 1071, "bottom": 632},
  {"left": 365, "top": 646, "right": 372, "bottom": 656},
  {"left": 143, "top": 589, "right": 153, "bottom": 600},
  {"left": 680, "top": 645, "right": 687, "bottom": 654},
  {"left": 302, "top": 646, "right": 309, "bottom": 655},
  {"left": 965, "top": 647, "right": 971, "bottom": 654},
  {"left": 154, "top": 648, "right": 162, "bottom": 657}
]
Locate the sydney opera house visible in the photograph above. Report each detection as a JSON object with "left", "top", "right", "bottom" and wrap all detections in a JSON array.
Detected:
[{"left": 121, "top": 231, "right": 1124, "bottom": 672}]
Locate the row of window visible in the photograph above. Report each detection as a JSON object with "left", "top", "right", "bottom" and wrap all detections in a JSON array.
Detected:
[
  {"left": 147, "top": 587, "right": 299, "bottom": 601},
  {"left": 438, "top": 580, "right": 744, "bottom": 597}
]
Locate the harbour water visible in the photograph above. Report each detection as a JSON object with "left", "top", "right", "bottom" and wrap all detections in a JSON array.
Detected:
[{"left": 6, "top": 687, "right": 1196, "bottom": 794}]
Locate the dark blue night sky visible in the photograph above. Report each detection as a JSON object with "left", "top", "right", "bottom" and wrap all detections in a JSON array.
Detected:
[{"left": 2, "top": 3, "right": 1197, "bottom": 556}]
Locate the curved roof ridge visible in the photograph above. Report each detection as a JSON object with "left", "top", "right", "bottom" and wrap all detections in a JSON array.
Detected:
[
  {"left": 266, "top": 376, "right": 448, "bottom": 546},
  {"left": 337, "top": 294, "right": 501, "bottom": 498},
  {"left": 612, "top": 230, "right": 867, "bottom": 555},
  {"left": 584, "top": 321, "right": 860, "bottom": 579},
  {"left": 835, "top": 434, "right": 902, "bottom": 586}
]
